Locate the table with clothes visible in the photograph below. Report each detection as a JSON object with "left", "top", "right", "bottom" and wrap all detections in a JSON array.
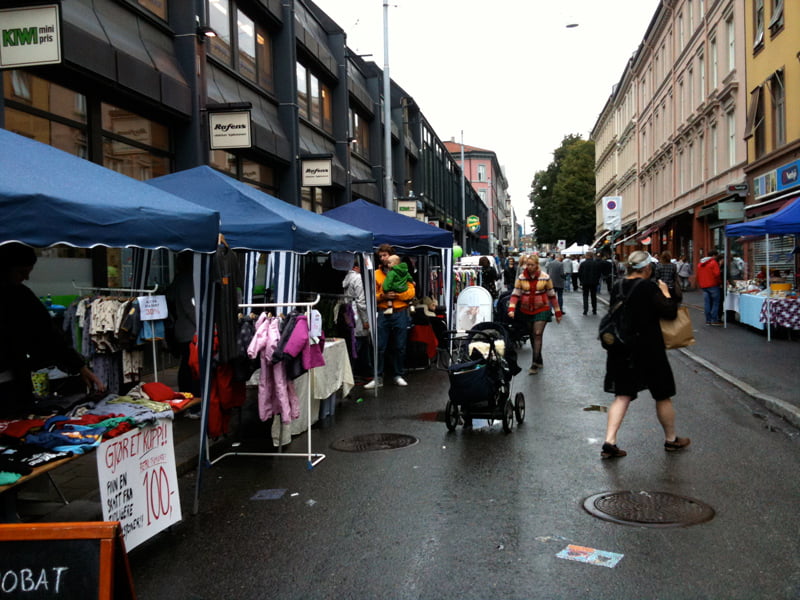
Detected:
[
  {"left": 0, "top": 382, "right": 198, "bottom": 495},
  {"left": 267, "top": 337, "right": 353, "bottom": 447}
]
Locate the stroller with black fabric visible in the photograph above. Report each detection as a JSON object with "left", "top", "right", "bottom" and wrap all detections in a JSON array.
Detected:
[
  {"left": 494, "top": 290, "right": 530, "bottom": 348},
  {"left": 439, "top": 322, "right": 525, "bottom": 433}
]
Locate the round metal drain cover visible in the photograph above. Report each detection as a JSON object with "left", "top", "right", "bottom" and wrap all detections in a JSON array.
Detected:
[
  {"left": 330, "top": 433, "right": 418, "bottom": 452},
  {"left": 583, "top": 491, "right": 715, "bottom": 528}
]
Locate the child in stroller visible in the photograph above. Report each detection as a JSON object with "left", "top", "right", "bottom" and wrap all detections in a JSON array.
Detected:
[{"left": 441, "top": 322, "right": 524, "bottom": 433}]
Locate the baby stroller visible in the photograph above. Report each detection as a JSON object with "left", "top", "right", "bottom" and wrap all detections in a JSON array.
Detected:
[
  {"left": 440, "top": 322, "right": 524, "bottom": 433},
  {"left": 495, "top": 290, "right": 530, "bottom": 348}
]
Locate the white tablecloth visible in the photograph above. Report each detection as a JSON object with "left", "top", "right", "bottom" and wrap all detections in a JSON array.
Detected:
[
  {"left": 737, "top": 293, "right": 767, "bottom": 330},
  {"left": 271, "top": 337, "right": 354, "bottom": 446}
]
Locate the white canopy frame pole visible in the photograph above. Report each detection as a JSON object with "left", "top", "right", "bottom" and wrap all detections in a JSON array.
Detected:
[
  {"left": 72, "top": 281, "right": 161, "bottom": 381},
  {"left": 766, "top": 234, "right": 772, "bottom": 342},
  {"left": 211, "top": 294, "right": 326, "bottom": 469}
]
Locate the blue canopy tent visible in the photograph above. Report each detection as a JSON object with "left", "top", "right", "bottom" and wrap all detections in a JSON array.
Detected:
[
  {"left": 324, "top": 198, "right": 455, "bottom": 326},
  {"left": 0, "top": 129, "right": 223, "bottom": 520},
  {"left": 0, "top": 130, "right": 220, "bottom": 251},
  {"left": 148, "top": 166, "right": 374, "bottom": 508},
  {"left": 724, "top": 195, "right": 800, "bottom": 340}
]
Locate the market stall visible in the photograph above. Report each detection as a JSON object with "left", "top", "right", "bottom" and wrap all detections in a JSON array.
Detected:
[
  {"left": 146, "top": 166, "right": 374, "bottom": 510},
  {"left": 725, "top": 195, "right": 800, "bottom": 340},
  {"left": 0, "top": 129, "right": 220, "bottom": 547}
]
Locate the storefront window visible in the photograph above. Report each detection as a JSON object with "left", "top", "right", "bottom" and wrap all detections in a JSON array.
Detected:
[
  {"left": 3, "top": 70, "right": 87, "bottom": 124},
  {"left": 209, "top": 149, "right": 238, "bottom": 175},
  {"left": 101, "top": 103, "right": 170, "bottom": 152},
  {"left": 4, "top": 107, "right": 87, "bottom": 156},
  {"left": 241, "top": 159, "right": 276, "bottom": 193}
]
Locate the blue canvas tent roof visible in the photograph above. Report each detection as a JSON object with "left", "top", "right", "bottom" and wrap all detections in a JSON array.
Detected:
[
  {"left": 0, "top": 129, "right": 220, "bottom": 252},
  {"left": 324, "top": 199, "right": 453, "bottom": 250},
  {"left": 725, "top": 195, "right": 800, "bottom": 237},
  {"left": 148, "top": 166, "right": 373, "bottom": 253}
]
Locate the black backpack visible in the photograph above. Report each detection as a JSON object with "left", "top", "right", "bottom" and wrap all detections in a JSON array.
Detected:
[{"left": 598, "top": 279, "right": 643, "bottom": 350}]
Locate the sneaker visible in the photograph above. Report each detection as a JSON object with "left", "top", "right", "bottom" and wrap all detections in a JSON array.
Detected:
[
  {"left": 601, "top": 443, "right": 627, "bottom": 459},
  {"left": 528, "top": 366, "right": 538, "bottom": 375},
  {"left": 392, "top": 376, "right": 408, "bottom": 387},
  {"left": 664, "top": 437, "right": 691, "bottom": 452},
  {"left": 363, "top": 378, "right": 383, "bottom": 389},
  {"left": 709, "top": 321, "right": 723, "bottom": 326}
]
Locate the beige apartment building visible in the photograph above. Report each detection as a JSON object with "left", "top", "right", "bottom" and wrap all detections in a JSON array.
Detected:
[{"left": 593, "top": 0, "right": 750, "bottom": 265}]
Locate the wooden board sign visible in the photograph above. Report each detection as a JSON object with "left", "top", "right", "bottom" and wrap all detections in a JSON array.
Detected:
[{"left": 0, "top": 522, "right": 135, "bottom": 599}]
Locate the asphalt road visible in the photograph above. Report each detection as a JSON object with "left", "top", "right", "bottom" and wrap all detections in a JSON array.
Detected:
[{"left": 128, "top": 289, "right": 800, "bottom": 600}]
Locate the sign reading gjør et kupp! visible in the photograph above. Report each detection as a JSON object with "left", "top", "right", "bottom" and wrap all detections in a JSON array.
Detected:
[{"left": 0, "top": 4, "right": 61, "bottom": 69}]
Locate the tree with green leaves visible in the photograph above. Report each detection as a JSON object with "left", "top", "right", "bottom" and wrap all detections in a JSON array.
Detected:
[{"left": 529, "top": 135, "right": 596, "bottom": 246}]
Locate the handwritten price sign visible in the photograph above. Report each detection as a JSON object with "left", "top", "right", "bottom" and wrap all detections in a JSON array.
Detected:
[
  {"left": 138, "top": 295, "right": 168, "bottom": 321},
  {"left": 97, "top": 422, "right": 182, "bottom": 550}
]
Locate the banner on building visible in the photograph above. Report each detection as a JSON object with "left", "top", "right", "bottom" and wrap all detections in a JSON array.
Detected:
[
  {"left": 0, "top": 5, "right": 61, "bottom": 69},
  {"left": 602, "top": 196, "right": 622, "bottom": 231}
]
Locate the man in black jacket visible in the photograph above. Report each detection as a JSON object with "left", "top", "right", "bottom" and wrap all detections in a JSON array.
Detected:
[{"left": 578, "top": 251, "right": 603, "bottom": 315}]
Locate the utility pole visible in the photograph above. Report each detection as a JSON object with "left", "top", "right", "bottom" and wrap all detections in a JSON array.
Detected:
[
  {"left": 382, "top": 1, "right": 393, "bottom": 211},
  {"left": 460, "top": 130, "right": 466, "bottom": 250}
]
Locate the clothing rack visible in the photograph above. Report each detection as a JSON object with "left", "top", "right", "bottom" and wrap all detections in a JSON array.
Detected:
[
  {"left": 71, "top": 281, "right": 162, "bottom": 382},
  {"left": 211, "top": 294, "right": 325, "bottom": 469}
]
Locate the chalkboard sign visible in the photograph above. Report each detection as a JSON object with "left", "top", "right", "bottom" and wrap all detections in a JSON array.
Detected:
[{"left": 0, "top": 522, "right": 135, "bottom": 599}]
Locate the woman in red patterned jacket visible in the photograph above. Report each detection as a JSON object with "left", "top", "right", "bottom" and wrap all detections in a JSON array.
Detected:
[{"left": 507, "top": 254, "right": 562, "bottom": 374}]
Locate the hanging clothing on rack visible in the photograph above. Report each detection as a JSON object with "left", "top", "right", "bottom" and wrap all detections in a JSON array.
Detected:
[{"left": 247, "top": 313, "right": 300, "bottom": 424}]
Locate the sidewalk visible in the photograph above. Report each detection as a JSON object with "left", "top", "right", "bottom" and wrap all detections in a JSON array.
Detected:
[{"left": 11, "top": 288, "right": 800, "bottom": 521}]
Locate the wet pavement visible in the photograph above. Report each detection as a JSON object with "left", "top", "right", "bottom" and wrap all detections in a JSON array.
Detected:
[{"left": 7, "top": 286, "right": 800, "bottom": 598}]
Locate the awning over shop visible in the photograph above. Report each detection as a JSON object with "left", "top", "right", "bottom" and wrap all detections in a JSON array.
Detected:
[{"left": 591, "top": 230, "right": 609, "bottom": 247}]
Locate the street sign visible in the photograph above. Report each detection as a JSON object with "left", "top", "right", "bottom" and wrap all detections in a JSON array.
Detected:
[{"left": 602, "top": 196, "right": 622, "bottom": 230}]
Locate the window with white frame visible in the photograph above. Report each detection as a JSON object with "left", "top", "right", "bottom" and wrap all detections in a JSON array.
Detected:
[
  {"left": 688, "top": 0, "right": 694, "bottom": 34},
  {"left": 770, "top": 70, "right": 785, "bottom": 148},
  {"left": 727, "top": 111, "right": 736, "bottom": 167},
  {"left": 679, "top": 80, "right": 685, "bottom": 121},
  {"left": 678, "top": 147, "right": 685, "bottom": 193},
  {"left": 477, "top": 164, "right": 486, "bottom": 182},
  {"left": 769, "top": 0, "right": 784, "bottom": 34},
  {"left": 698, "top": 53, "right": 705, "bottom": 105},
  {"left": 687, "top": 67, "right": 694, "bottom": 112},
  {"left": 753, "top": 0, "right": 765, "bottom": 49},
  {"left": 688, "top": 141, "right": 695, "bottom": 188},
  {"left": 726, "top": 16, "right": 735, "bottom": 73},
  {"left": 678, "top": 13, "right": 685, "bottom": 50},
  {"left": 710, "top": 122, "right": 718, "bottom": 176},
  {"left": 710, "top": 37, "right": 718, "bottom": 89}
]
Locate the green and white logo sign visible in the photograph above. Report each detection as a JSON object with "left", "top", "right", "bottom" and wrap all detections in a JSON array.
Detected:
[
  {"left": 467, "top": 215, "right": 481, "bottom": 233},
  {"left": 0, "top": 5, "right": 61, "bottom": 69}
]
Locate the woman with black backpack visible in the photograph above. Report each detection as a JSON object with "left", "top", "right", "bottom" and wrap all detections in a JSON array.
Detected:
[{"left": 600, "top": 250, "right": 691, "bottom": 459}]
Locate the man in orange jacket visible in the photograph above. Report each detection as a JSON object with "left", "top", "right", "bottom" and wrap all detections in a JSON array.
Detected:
[
  {"left": 696, "top": 250, "right": 722, "bottom": 325},
  {"left": 364, "top": 244, "right": 416, "bottom": 389}
]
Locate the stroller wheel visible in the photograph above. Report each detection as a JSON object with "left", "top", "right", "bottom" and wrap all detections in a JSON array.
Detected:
[
  {"left": 502, "top": 399, "right": 514, "bottom": 433},
  {"left": 445, "top": 400, "right": 459, "bottom": 432},
  {"left": 514, "top": 392, "right": 526, "bottom": 424}
]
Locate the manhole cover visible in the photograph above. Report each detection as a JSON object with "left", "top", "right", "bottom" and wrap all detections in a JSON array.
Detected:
[
  {"left": 583, "top": 491, "right": 715, "bottom": 528},
  {"left": 330, "top": 433, "right": 419, "bottom": 452}
]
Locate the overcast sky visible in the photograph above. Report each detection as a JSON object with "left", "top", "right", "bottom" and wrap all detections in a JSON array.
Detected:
[{"left": 311, "top": 0, "right": 661, "bottom": 230}]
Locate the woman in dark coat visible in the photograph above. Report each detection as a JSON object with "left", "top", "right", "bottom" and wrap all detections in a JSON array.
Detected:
[{"left": 601, "top": 250, "right": 690, "bottom": 459}]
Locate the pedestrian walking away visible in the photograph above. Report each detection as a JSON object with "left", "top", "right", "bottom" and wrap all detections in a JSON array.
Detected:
[
  {"left": 577, "top": 251, "right": 602, "bottom": 315},
  {"left": 561, "top": 255, "right": 573, "bottom": 291},
  {"left": 507, "top": 254, "right": 562, "bottom": 374},
  {"left": 545, "top": 254, "right": 566, "bottom": 313},
  {"left": 697, "top": 250, "right": 723, "bottom": 325},
  {"left": 600, "top": 250, "right": 690, "bottom": 459}
]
